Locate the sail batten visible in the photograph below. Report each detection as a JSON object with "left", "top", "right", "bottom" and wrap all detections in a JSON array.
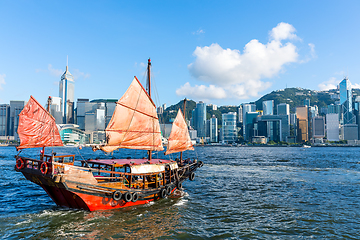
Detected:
[
  {"left": 165, "top": 108, "right": 194, "bottom": 155},
  {"left": 17, "top": 96, "right": 63, "bottom": 150},
  {"left": 98, "top": 77, "right": 163, "bottom": 153}
]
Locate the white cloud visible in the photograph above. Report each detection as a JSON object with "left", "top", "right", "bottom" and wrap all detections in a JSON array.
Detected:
[
  {"left": 308, "top": 43, "right": 317, "bottom": 58},
  {"left": 352, "top": 83, "right": 360, "bottom": 89},
  {"left": 176, "top": 82, "right": 227, "bottom": 100},
  {"left": 183, "top": 22, "right": 299, "bottom": 100},
  {"left": 36, "top": 64, "right": 63, "bottom": 77},
  {"left": 193, "top": 28, "right": 205, "bottom": 35},
  {"left": 270, "top": 22, "right": 299, "bottom": 41},
  {"left": 72, "top": 69, "right": 91, "bottom": 80},
  {"left": 0, "top": 74, "right": 6, "bottom": 90},
  {"left": 318, "top": 77, "right": 338, "bottom": 91},
  {"left": 36, "top": 64, "right": 90, "bottom": 80}
]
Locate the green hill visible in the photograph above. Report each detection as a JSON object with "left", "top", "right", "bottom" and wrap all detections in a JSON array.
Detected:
[
  {"left": 253, "top": 88, "right": 337, "bottom": 114},
  {"left": 161, "top": 87, "right": 360, "bottom": 124}
]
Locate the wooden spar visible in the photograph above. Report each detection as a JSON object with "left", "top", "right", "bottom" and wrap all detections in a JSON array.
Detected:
[
  {"left": 41, "top": 96, "right": 52, "bottom": 160},
  {"left": 147, "top": 58, "right": 152, "bottom": 162},
  {"left": 180, "top": 98, "right": 187, "bottom": 161}
]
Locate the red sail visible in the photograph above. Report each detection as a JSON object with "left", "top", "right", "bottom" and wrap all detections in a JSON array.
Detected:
[
  {"left": 165, "top": 109, "right": 194, "bottom": 155},
  {"left": 17, "top": 96, "right": 63, "bottom": 149},
  {"left": 99, "top": 77, "right": 164, "bottom": 153}
]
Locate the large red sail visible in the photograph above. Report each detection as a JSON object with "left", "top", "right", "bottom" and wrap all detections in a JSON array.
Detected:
[
  {"left": 98, "top": 77, "right": 163, "bottom": 153},
  {"left": 17, "top": 96, "right": 63, "bottom": 150},
  {"left": 165, "top": 109, "right": 194, "bottom": 155}
]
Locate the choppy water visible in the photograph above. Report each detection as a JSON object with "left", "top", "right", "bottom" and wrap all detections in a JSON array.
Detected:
[{"left": 1, "top": 146, "right": 360, "bottom": 239}]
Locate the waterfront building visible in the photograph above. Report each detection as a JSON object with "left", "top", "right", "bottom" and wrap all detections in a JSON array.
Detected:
[
  {"left": 339, "top": 77, "right": 356, "bottom": 124},
  {"left": 49, "top": 97, "right": 62, "bottom": 124},
  {"left": 296, "top": 106, "right": 308, "bottom": 142},
  {"left": 262, "top": 100, "right": 274, "bottom": 115},
  {"left": 58, "top": 124, "right": 87, "bottom": 144},
  {"left": 257, "top": 114, "right": 290, "bottom": 142},
  {"left": 242, "top": 103, "right": 256, "bottom": 140},
  {"left": 238, "top": 105, "right": 243, "bottom": 123},
  {"left": 9, "top": 101, "right": 25, "bottom": 140},
  {"left": 59, "top": 65, "right": 75, "bottom": 124},
  {"left": 326, "top": 113, "right": 339, "bottom": 141},
  {"left": 277, "top": 103, "right": 290, "bottom": 116},
  {"left": 208, "top": 115, "right": 218, "bottom": 143},
  {"left": 222, "top": 112, "right": 237, "bottom": 144},
  {"left": 191, "top": 101, "right": 206, "bottom": 138},
  {"left": 244, "top": 111, "right": 259, "bottom": 142},
  {"left": 0, "top": 104, "right": 9, "bottom": 136},
  {"left": 342, "top": 124, "right": 358, "bottom": 140},
  {"left": 76, "top": 99, "right": 89, "bottom": 130},
  {"left": 312, "top": 116, "right": 325, "bottom": 139}
]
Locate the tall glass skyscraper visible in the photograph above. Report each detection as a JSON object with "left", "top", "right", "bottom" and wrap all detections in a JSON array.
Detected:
[
  {"left": 339, "top": 77, "right": 355, "bottom": 124},
  {"left": 59, "top": 66, "right": 75, "bottom": 124},
  {"left": 222, "top": 112, "right": 237, "bottom": 144},
  {"left": 191, "top": 101, "right": 206, "bottom": 138},
  {"left": 262, "top": 100, "right": 274, "bottom": 115}
]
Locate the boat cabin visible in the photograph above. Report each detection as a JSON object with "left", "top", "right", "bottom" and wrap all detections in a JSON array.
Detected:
[{"left": 83, "top": 159, "right": 178, "bottom": 189}]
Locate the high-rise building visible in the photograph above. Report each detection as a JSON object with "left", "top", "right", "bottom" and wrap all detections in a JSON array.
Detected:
[
  {"left": 59, "top": 65, "right": 75, "bottom": 124},
  {"left": 9, "top": 101, "right": 25, "bottom": 140},
  {"left": 238, "top": 105, "right": 243, "bottom": 123},
  {"left": 304, "top": 98, "right": 311, "bottom": 107},
  {"left": 191, "top": 101, "right": 206, "bottom": 138},
  {"left": 222, "top": 112, "right": 237, "bottom": 144},
  {"left": 312, "top": 116, "right": 325, "bottom": 139},
  {"left": 209, "top": 115, "right": 218, "bottom": 143},
  {"left": 262, "top": 100, "right": 274, "bottom": 115},
  {"left": 277, "top": 103, "right": 290, "bottom": 116},
  {"left": 339, "top": 77, "right": 356, "bottom": 124},
  {"left": 49, "top": 97, "right": 62, "bottom": 124},
  {"left": 0, "top": 104, "right": 10, "bottom": 136},
  {"left": 245, "top": 111, "right": 259, "bottom": 141},
  {"left": 242, "top": 103, "right": 256, "bottom": 140},
  {"left": 257, "top": 115, "right": 290, "bottom": 142},
  {"left": 326, "top": 113, "right": 339, "bottom": 141},
  {"left": 296, "top": 106, "right": 308, "bottom": 142}
]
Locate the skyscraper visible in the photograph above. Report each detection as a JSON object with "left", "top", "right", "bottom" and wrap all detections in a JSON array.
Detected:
[
  {"left": 222, "top": 112, "right": 237, "bottom": 144},
  {"left": 339, "top": 77, "right": 355, "bottom": 124},
  {"left": 0, "top": 104, "right": 10, "bottom": 136},
  {"left": 59, "top": 65, "right": 75, "bottom": 124},
  {"left": 296, "top": 106, "right": 308, "bottom": 142},
  {"left": 9, "top": 101, "right": 25, "bottom": 140},
  {"left": 262, "top": 100, "right": 274, "bottom": 115},
  {"left": 242, "top": 103, "right": 256, "bottom": 140},
  {"left": 277, "top": 103, "right": 290, "bottom": 115},
  {"left": 191, "top": 101, "right": 206, "bottom": 138}
]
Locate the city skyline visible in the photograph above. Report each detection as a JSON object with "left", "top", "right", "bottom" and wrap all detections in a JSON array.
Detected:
[{"left": 0, "top": 1, "right": 360, "bottom": 107}]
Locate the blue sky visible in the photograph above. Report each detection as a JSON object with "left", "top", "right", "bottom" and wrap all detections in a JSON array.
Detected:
[{"left": 1, "top": 1, "right": 360, "bottom": 107}]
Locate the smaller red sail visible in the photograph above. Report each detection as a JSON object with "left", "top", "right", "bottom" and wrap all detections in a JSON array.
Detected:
[
  {"left": 17, "top": 96, "right": 63, "bottom": 150},
  {"left": 165, "top": 108, "right": 194, "bottom": 155}
]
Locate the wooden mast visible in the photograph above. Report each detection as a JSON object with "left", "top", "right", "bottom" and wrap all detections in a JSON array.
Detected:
[
  {"left": 41, "top": 96, "right": 52, "bottom": 160},
  {"left": 180, "top": 98, "right": 187, "bottom": 161},
  {"left": 147, "top": 58, "right": 152, "bottom": 161}
]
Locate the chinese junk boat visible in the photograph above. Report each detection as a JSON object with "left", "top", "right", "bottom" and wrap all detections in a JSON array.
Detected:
[{"left": 15, "top": 59, "right": 203, "bottom": 211}]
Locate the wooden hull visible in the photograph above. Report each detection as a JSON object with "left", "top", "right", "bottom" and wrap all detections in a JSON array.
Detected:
[{"left": 16, "top": 157, "right": 202, "bottom": 211}]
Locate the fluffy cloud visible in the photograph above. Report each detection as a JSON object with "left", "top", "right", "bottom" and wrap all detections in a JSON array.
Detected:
[
  {"left": 180, "top": 22, "right": 300, "bottom": 100},
  {"left": 36, "top": 64, "right": 63, "bottom": 77},
  {"left": 72, "top": 69, "right": 91, "bottom": 80},
  {"left": 36, "top": 64, "right": 90, "bottom": 80},
  {"left": 0, "top": 74, "right": 6, "bottom": 90},
  {"left": 318, "top": 77, "right": 338, "bottom": 91},
  {"left": 176, "top": 82, "right": 227, "bottom": 100}
]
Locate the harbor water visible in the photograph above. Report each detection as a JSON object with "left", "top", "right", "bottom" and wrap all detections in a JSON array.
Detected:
[{"left": 1, "top": 146, "right": 360, "bottom": 239}]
